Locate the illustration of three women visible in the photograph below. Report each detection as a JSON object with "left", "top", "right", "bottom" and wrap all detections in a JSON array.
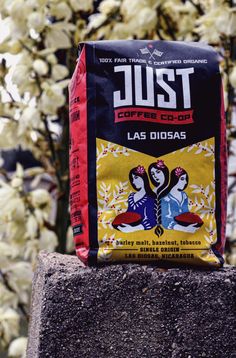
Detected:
[{"left": 116, "top": 160, "right": 200, "bottom": 235}]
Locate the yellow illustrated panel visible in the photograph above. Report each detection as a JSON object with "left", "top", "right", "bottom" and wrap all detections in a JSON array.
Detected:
[{"left": 96, "top": 137, "right": 220, "bottom": 267}]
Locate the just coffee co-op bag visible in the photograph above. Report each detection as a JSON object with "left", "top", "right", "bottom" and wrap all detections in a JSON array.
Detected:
[{"left": 69, "top": 40, "right": 227, "bottom": 267}]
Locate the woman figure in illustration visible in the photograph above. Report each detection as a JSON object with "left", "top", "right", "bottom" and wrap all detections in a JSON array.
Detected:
[
  {"left": 148, "top": 160, "right": 169, "bottom": 237},
  {"left": 117, "top": 165, "right": 156, "bottom": 233},
  {"left": 148, "top": 160, "right": 169, "bottom": 195},
  {"left": 161, "top": 167, "right": 199, "bottom": 233}
]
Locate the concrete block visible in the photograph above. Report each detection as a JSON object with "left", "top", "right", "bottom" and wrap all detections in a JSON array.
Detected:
[{"left": 27, "top": 252, "right": 236, "bottom": 358}]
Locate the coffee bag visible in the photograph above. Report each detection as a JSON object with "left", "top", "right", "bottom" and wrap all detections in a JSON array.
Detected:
[{"left": 69, "top": 40, "right": 227, "bottom": 267}]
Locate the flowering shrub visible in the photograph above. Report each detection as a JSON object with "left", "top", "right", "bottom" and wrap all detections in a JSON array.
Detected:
[{"left": 0, "top": 0, "right": 236, "bottom": 356}]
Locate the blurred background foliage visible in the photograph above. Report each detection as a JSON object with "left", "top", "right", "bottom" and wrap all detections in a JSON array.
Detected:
[{"left": 0, "top": 0, "right": 236, "bottom": 356}]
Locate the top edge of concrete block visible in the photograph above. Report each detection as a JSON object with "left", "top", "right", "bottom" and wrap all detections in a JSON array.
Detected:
[{"left": 38, "top": 251, "right": 236, "bottom": 277}]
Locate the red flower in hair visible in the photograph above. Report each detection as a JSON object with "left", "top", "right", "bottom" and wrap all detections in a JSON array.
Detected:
[
  {"left": 156, "top": 160, "right": 165, "bottom": 169},
  {"left": 135, "top": 165, "right": 145, "bottom": 175},
  {"left": 175, "top": 167, "right": 184, "bottom": 177}
]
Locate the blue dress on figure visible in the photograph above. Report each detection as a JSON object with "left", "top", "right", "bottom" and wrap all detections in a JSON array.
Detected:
[
  {"left": 161, "top": 192, "right": 189, "bottom": 229},
  {"left": 127, "top": 193, "right": 156, "bottom": 230}
]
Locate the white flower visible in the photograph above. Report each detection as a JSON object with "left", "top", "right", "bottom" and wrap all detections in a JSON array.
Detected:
[
  {"left": 11, "top": 65, "right": 31, "bottom": 87},
  {"left": 66, "top": 226, "right": 74, "bottom": 253},
  {"left": 11, "top": 59, "right": 39, "bottom": 96},
  {"left": 121, "top": 0, "right": 147, "bottom": 21},
  {"left": 128, "top": 7, "right": 157, "bottom": 37},
  {"left": 33, "top": 208, "right": 45, "bottom": 227},
  {"left": 15, "top": 163, "right": 24, "bottom": 179},
  {"left": 120, "top": 0, "right": 159, "bottom": 36},
  {"left": 25, "top": 167, "right": 44, "bottom": 177},
  {"left": 177, "top": 16, "right": 195, "bottom": 39},
  {"left": 0, "top": 242, "right": 18, "bottom": 260},
  {"left": 11, "top": 178, "right": 23, "bottom": 190},
  {"left": 7, "top": 1, "right": 32, "bottom": 38},
  {"left": 39, "top": 83, "right": 66, "bottom": 114},
  {"left": 37, "top": 48, "right": 56, "bottom": 56},
  {"left": 150, "top": 0, "right": 165, "bottom": 7},
  {"left": 226, "top": 9, "right": 236, "bottom": 36},
  {"left": 58, "top": 78, "right": 73, "bottom": 89},
  {"left": 18, "top": 107, "right": 42, "bottom": 136},
  {"left": 27, "top": 11, "right": 46, "bottom": 33},
  {"left": 0, "top": 307, "right": 20, "bottom": 346},
  {"left": 24, "top": 239, "right": 39, "bottom": 262},
  {"left": 52, "top": 64, "right": 69, "bottom": 81},
  {"left": 6, "top": 221, "right": 27, "bottom": 245},
  {"left": 39, "top": 228, "right": 58, "bottom": 252},
  {"left": 27, "top": 0, "right": 47, "bottom": 7},
  {"left": 50, "top": 2, "right": 72, "bottom": 20},
  {"left": 0, "top": 39, "right": 22, "bottom": 55},
  {"left": 46, "top": 54, "right": 58, "bottom": 65},
  {"left": 88, "top": 13, "right": 107, "bottom": 31},
  {"left": 0, "top": 283, "right": 18, "bottom": 310},
  {"left": 6, "top": 262, "right": 33, "bottom": 304},
  {"left": 99, "top": 0, "right": 120, "bottom": 15},
  {"left": 30, "top": 189, "right": 51, "bottom": 209},
  {"left": 69, "top": 0, "right": 93, "bottom": 12},
  {"left": 229, "top": 65, "right": 236, "bottom": 88},
  {"left": 0, "top": 17, "right": 11, "bottom": 44},
  {"left": 10, "top": 198, "right": 26, "bottom": 221},
  {"left": 7, "top": 17, "right": 27, "bottom": 40},
  {"left": 26, "top": 214, "right": 38, "bottom": 240},
  {"left": 137, "top": 7, "right": 157, "bottom": 33},
  {"left": 110, "top": 23, "right": 132, "bottom": 39},
  {"left": 0, "top": 253, "right": 11, "bottom": 271},
  {"left": 0, "top": 120, "right": 19, "bottom": 149},
  {"left": 29, "top": 173, "right": 43, "bottom": 190},
  {"left": 8, "top": 337, "right": 27, "bottom": 358},
  {"left": 45, "top": 24, "right": 71, "bottom": 49},
  {"left": 0, "top": 102, "right": 15, "bottom": 118},
  {"left": 195, "top": 5, "right": 230, "bottom": 43},
  {"left": 228, "top": 252, "right": 236, "bottom": 266},
  {"left": 33, "top": 59, "right": 49, "bottom": 76},
  {"left": 0, "top": 182, "right": 25, "bottom": 222},
  {"left": 214, "top": 7, "right": 231, "bottom": 35},
  {"left": 232, "top": 226, "right": 236, "bottom": 240},
  {"left": 8, "top": 0, "right": 32, "bottom": 22},
  {"left": 0, "top": 196, "right": 25, "bottom": 222}
]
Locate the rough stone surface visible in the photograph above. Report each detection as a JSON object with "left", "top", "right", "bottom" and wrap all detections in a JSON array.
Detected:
[{"left": 27, "top": 252, "right": 236, "bottom": 358}]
